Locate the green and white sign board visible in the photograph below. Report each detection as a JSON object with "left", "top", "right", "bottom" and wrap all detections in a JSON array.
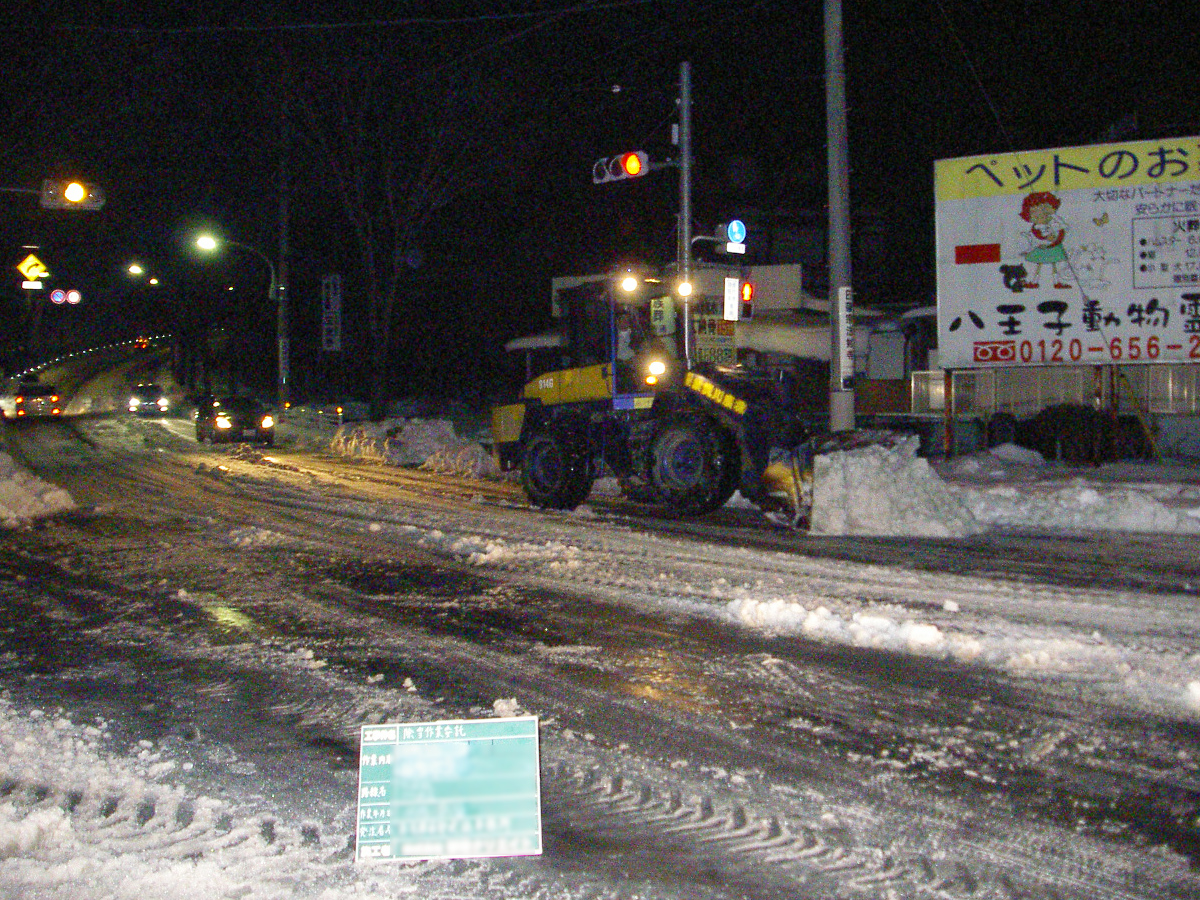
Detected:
[{"left": 356, "top": 716, "right": 542, "bottom": 863}]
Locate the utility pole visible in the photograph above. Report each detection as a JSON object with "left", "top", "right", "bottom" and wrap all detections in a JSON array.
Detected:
[
  {"left": 677, "top": 61, "right": 695, "bottom": 370},
  {"left": 277, "top": 101, "right": 292, "bottom": 411},
  {"left": 826, "top": 0, "right": 855, "bottom": 432}
]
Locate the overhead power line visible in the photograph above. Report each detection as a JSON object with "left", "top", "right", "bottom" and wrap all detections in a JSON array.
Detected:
[{"left": 23, "top": 0, "right": 672, "bottom": 35}]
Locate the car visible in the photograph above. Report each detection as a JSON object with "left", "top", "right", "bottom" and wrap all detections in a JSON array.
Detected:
[
  {"left": 195, "top": 395, "right": 275, "bottom": 446},
  {"left": 0, "top": 381, "right": 63, "bottom": 420},
  {"left": 127, "top": 383, "right": 169, "bottom": 416}
]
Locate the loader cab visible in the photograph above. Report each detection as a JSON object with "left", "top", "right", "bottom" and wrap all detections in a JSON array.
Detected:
[{"left": 554, "top": 274, "right": 682, "bottom": 406}]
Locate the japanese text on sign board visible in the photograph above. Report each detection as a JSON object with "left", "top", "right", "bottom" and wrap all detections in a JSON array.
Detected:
[
  {"left": 934, "top": 136, "right": 1200, "bottom": 369},
  {"left": 355, "top": 717, "right": 542, "bottom": 864}
]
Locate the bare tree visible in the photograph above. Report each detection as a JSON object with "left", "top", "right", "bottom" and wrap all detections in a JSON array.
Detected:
[{"left": 292, "top": 36, "right": 539, "bottom": 418}]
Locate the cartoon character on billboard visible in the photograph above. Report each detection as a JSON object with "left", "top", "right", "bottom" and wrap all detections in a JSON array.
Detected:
[{"left": 1019, "top": 190, "right": 1071, "bottom": 289}]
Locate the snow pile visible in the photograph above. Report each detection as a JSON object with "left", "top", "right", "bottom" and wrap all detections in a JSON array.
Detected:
[
  {"left": 810, "top": 437, "right": 981, "bottom": 538},
  {"left": 330, "top": 418, "right": 497, "bottom": 477},
  {"left": 809, "top": 438, "right": 1200, "bottom": 537},
  {"left": 946, "top": 441, "right": 1047, "bottom": 481},
  {"left": 965, "top": 479, "right": 1200, "bottom": 533},
  {"left": 0, "top": 451, "right": 75, "bottom": 526},
  {"left": 420, "top": 441, "right": 498, "bottom": 479}
]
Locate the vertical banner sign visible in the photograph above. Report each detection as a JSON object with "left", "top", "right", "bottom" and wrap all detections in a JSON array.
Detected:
[
  {"left": 722, "top": 276, "right": 740, "bottom": 321},
  {"left": 356, "top": 717, "right": 542, "bottom": 863},
  {"left": 836, "top": 287, "right": 854, "bottom": 389},
  {"left": 321, "top": 274, "right": 342, "bottom": 352},
  {"left": 935, "top": 136, "right": 1200, "bottom": 369}
]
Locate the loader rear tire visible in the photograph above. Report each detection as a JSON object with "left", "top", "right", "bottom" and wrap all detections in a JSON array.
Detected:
[
  {"left": 650, "top": 415, "right": 737, "bottom": 516},
  {"left": 521, "top": 430, "right": 594, "bottom": 510}
]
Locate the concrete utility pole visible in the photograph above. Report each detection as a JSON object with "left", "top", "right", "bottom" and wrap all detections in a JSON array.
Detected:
[
  {"left": 276, "top": 102, "right": 292, "bottom": 411},
  {"left": 826, "top": 0, "right": 856, "bottom": 432},
  {"left": 678, "top": 61, "right": 695, "bottom": 370}
]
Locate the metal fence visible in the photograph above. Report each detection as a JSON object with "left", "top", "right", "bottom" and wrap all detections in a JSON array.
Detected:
[{"left": 911, "top": 364, "right": 1200, "bottom": 418}]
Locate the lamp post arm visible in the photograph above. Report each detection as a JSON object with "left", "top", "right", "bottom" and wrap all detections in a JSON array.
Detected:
[{"left": 225, "top": 238, "right": 276, "bottom": 291}]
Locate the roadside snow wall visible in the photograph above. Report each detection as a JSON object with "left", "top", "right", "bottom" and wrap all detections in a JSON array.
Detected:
[
  {"left": 0, "top": 451, "right": 76, "bottom": 526},
  {"left": 330, "top": 418, "right": 497, "bottom": 478}
]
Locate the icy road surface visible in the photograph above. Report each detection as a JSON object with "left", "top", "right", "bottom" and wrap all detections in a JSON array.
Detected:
[{"left": 0, "top": 413, "right": 1198, "bottom": 899}]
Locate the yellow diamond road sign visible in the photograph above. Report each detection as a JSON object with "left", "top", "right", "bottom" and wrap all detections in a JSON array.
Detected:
[{"left": 17, "top": 254, "right": 49, "bottom": 281}]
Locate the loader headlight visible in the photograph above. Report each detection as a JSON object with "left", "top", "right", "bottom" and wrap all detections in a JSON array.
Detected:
[
  {"left": 260, "top": 415, "right": 275, "bottom": 429},
  {"left": 215, "top": 415, "right": 233, "bottom": 430},
  {"left": 644, "top": 357, "right": 668, "bottom": 386}
]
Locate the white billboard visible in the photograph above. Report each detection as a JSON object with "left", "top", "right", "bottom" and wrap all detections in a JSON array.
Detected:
[{"left": 934, "top": 136, "right": 1200, "bottom": 369}]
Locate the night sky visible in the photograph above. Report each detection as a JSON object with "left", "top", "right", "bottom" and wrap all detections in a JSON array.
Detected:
[{"left": 0, "top": 0, "right": 1196, "bottom": 400}]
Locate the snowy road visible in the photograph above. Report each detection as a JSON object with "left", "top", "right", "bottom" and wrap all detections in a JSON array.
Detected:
[{"left": 0, "top": 413, "right": 1198, "bottom": 899}]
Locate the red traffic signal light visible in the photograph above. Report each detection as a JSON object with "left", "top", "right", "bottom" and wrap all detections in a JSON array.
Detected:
[
  {"left": 617, "top": 151, "right": 644, "bottom": 177},
  {"left": 592, "top": 151, "right": 650, "bottom": 184},
  {"left": 740, "top": 282, "right": 754, "bottom": 320}
]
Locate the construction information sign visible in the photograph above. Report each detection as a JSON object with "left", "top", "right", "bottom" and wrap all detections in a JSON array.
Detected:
[
  {"left": 355, "top": 716, "right": 542, "bottom": 863},
  {"left": 934, "top": 135, "right": 1200, "bottom": 369}
]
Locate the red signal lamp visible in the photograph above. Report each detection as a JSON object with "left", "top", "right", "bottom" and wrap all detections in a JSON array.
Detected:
[
  {"left": 740, "top": 282, "right": 754, "bottom": 320},
  {"left": 592, "top": 151, "right": 650, "bottom": 184}
]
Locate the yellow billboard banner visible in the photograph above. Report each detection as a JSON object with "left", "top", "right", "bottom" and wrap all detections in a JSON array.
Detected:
[
  {"left": 936, "top": 136, "right": 1200, "bottom": 201},
  {"left": 934, "top": 136, "right": 1200, "bottom": 370}
]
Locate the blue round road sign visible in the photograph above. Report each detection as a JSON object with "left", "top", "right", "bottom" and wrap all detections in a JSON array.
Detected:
[{"left": 726, "top": 219, "right": 747, "bottom": 244}]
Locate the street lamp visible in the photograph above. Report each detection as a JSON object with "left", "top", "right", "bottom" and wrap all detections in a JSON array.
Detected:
[{"left": 195, "top": 233, "right": 288, "bottom": 408}]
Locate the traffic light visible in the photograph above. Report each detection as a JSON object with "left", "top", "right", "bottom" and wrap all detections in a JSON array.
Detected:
[
  {"left": 592, "top": 151, "right": 650, "bottom": 184},
  {"left": 40, "top": 179, "right": 106, "bottom": 210},
  {"left": 739, "top": 281, "right": 754, "bottom": 319}
]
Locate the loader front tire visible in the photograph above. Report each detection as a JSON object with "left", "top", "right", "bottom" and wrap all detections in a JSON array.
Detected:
[
  {"left": 650, "top": 415, "right": 737, "bottom": 516},
  {"left": 521, "top": 430, "right": 594, "bottom": 510}
]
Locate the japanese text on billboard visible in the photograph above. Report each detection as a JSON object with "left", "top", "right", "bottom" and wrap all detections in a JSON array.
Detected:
[{"left": 934, "top": 136, "right": 1200, "bottom": 369}]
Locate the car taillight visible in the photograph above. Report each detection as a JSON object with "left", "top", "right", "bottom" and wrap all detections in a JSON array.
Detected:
[{"left": 51, "top": 395, "right": 59, "bottom": 402}]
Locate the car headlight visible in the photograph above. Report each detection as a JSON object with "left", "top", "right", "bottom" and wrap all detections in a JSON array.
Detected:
[
  {"left": 215, "top": 415, "right": 233, "bottom": 429},
  {"left": 157, "top": 398, "right": 169, "bottom": 409},
  {"left": 129, "top": 396, "right": 141, "bottom": 407},
  {"left": 260, "top": 415, "right": 275, "bottom": 429}
]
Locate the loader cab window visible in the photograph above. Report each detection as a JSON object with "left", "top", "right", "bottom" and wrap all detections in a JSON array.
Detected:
[
  {"left": 559, "top": 281, "right": 610, "bottom": 367},
  {"left": 615, "top": 298, "right": 676, "bottom": 393}
]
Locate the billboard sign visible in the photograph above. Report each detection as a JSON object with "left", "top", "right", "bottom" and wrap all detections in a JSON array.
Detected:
[
  {"left": 355, "top": 716, "right": 542, "bottom": 864},
  {"left": 935, "top": 136, "right": 1200, "bottom": 369}
]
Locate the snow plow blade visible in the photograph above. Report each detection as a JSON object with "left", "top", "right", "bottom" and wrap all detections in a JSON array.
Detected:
[{"left": 758, "top": 430, "right": 909, "bottom": 529}]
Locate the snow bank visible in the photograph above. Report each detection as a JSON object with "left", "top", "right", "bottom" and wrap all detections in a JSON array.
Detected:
[
  {"left": 965, "top": 479, "right": 1200, "bottom": 533},
  {"left": 810, "top": 436, "right": 981, "bottom": 538},
  {"left": 329, "top": 418, "right": 498, "bottom": 478},
  {"left": 0, "top": 451, "right": 75, "bottom": 526},
  {"left": 809, "top": 437, "right": 1200, "bottom": 537}
]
